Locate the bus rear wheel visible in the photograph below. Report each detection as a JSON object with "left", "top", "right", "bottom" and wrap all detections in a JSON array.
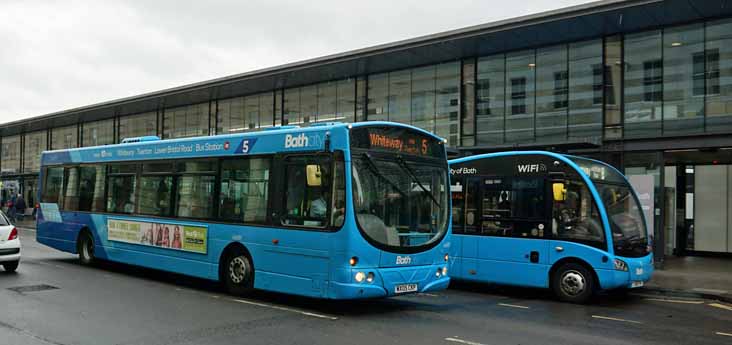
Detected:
[
  {"left": 77, "top": 231, "right": 95, "bottom": 265},
  {"left": 223, "top": 250, "right": 254, "bottom": 296},
  {"left": 552, "top": 263, "right": 594, "bottom": 304}
]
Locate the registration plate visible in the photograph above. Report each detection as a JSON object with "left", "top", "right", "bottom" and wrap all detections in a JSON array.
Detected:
[
  {"left": 395, "top": 284, "right": 418, "bottom": 294},
  {"left": 631, "top": 281, "right": 644, "bottom": 288}
]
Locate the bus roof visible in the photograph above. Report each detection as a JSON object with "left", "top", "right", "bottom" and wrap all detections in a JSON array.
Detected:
[
  {"left": 41, "top": 122, "right": 349, "bottom": 166},
  {"left": 449, "top": 150, "right": 628, "bottom": 185},
  {"left": 449, "top": 150, "right": 571, "bottom": 165},
  {"left": 40, "top": 121, "right": 445, "bottom": 166}
]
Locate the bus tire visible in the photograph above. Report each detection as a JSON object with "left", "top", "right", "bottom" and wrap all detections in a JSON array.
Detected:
[
  {"left": 77, "top": 231, "right": 95, "bottom": 265},
  {"left": 552, "top": 262, "right": 594, "bottom": 304},
  {"left": 222, "top": 249, "right": 254, "bottom": 296},
  {"left": 3, "top": 260, "right": 19, "bottom": 272}
]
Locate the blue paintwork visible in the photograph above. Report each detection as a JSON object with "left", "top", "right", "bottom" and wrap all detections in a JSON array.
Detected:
[
  {"left": 36, "top": 122, "right": 451, "bottom": 300},
  {"left": 449, "top": 151, "right": 654, "bottom": 291}
]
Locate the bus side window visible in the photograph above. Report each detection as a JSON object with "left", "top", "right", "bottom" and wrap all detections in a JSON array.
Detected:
[
  {"left": 451, "top": 177, "right": 465, "bottom": 233},
  {"left": 552, "top": 181, "right": 604, "bottom": 246},
  {"left": 330, "top": 152, "right": 346, "bottom": 228},
  {"left": 219, "top": 157, "right": 271, "bottom": 224},
  {"left": 106, "top": 165, "right": 138, "bottom": 214},
  {"left": 42, "top": 167, "right": 65, "bottom": 209},
  {"left": 281, "top": 155, "right": 332, "bottom": 228},
  {"left": 480, "top": 176, "right": 546, "bottom": 238}
]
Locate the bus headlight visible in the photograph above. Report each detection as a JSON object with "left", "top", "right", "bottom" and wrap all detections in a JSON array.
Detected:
[
  {"left": 444, "top": 254, "right": 449, "bottom": 262},
  {"left": 366, "top": 272, "right": 374, "bottom": 283},
  {"left": 441, "top": 267, "right": 448, "bottom": 276},
  {"left": 355, "top": 272, "right": 366, "bottom": 283},
  {"left": 613, "top": 259, "right": 628, "bottom": 271}
]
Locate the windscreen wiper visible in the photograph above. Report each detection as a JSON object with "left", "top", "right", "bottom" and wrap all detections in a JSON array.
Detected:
[
  {"left": 397, "top": 155, "right": 441, "bottom": 208},
  {"left": 361, "top": 153, "right": 407, "bottom": 197}
]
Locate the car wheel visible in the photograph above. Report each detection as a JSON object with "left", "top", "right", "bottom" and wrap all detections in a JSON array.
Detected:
[
  {"left": 2, "top": 260, "right": 19, "bottom": 272},
  {"left": 552, "top": 262, "right": 595, "bottom": 304},
  {"left": 223, "top": 250, "right": 254, "bottom": 296},
  {"left": 78, "top": 232, "right": 95, "bottom": 265}
]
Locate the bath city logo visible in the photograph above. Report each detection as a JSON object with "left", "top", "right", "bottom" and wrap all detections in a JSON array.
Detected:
[
  {"left": 285, "top": 133, "right": 310, "bottom": 148},
  {"left": 396, "top": 256, "right": 412, "bottom": 265}
]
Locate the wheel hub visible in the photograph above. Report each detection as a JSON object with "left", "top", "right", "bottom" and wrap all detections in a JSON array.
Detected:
[
  {"left": 229, "top": 256, "right": 248, "bottom": 284},
  {"left": 560, "top": 270, "right": 586, "bottom": 296}
]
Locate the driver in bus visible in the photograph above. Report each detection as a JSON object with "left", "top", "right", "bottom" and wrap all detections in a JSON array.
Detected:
[{"left": 309, "top": 190, "right": 327, "bottom": 220}]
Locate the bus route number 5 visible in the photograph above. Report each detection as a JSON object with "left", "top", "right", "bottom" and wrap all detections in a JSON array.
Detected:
[{"left": 238, "top": 138, "right": 257, "bottom": 154}]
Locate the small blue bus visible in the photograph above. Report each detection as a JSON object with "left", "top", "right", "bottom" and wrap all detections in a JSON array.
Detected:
[
  {"left": 36, "top": 122, "right": 451, "bottom": 299},
  {"left": 449, "top": 151, "right": 653, "bottom": 303}
]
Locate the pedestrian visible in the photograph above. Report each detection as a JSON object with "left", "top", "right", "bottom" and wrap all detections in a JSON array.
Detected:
[
  {"left": 15, "top": 194, "right": 26, "bottom": 222},
  {"left": 7, "top": 195, "right": 16, "bottom": 222}
]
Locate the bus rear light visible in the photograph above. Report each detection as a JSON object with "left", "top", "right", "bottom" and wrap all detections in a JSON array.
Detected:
[
  {"left": 8, "top": 227, "right": 18, "bottom": 241},
  {"left": 349, "top": 256, "right": 358, "bottom": 266}
]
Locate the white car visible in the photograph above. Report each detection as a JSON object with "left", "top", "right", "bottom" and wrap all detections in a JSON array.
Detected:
[{"left": 0, "top": 211, "right": 20, "bottom": 272}]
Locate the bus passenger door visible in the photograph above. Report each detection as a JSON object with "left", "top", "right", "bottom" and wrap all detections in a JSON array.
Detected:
[{"left": 475, "top": 176, "right": 551, "bottom": 288}]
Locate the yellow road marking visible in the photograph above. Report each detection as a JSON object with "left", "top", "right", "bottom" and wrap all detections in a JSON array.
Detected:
[
  {"left": 644, "top": 298, "right": 705, "bottom": 305},
  {"left": 708, "top": 303, "right": 732, "bottom": 312},
  {"left": 592, "top": 315, "right": 642, "bottom": 324},
  {"left": 498, "top": 303, "right": 530, "bottom": 309}
]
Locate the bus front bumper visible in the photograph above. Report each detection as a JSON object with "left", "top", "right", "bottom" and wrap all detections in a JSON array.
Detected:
[
  {"left": 329, "top": 264, "right": 451, "bottom": 299},
  {"left": 597, "top": 254, "right": 654, "bottom": 290}
]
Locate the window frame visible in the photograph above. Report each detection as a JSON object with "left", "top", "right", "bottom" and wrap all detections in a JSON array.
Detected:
[
  {"left": 274, "top": 152, "right": 344, "bottom": 232},
  {"left": 472, "top": 175, "right": 551, "bottom": 239},
  {"left": 218, "top": 155, "right": 273, "bottom": 226},
  {"left": 36, "top": 151, "right": 347, "bottom": 232}
]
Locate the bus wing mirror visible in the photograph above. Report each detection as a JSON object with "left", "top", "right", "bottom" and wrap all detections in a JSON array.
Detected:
[
  {"left": 306, "top": 165, "right": 322, "bottom": 187},
  {"left": 552, "top": 182, "right": 567, "bottom": 202}
]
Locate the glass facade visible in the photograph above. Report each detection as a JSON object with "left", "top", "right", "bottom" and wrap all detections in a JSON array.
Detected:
[
  {"left": 1, "top": 135, "right": 21, "bottom": 174},
  {"left": 119, "top": 111, "right": 157, "bottom": 140},
  {"left": 362, "top": 63, "right": 460, "bottom": 145},
  {"left": 4, "top": 16, "right": 732, "bottom": 180},
  {"left": 82, "top": 119, "right": 114, "bottom": 147},
  {"left": 476, "top": 55, "right": 506, "bottom": 145},
  {"left": 568, "top": 39, "right": 603, "bottom": 140},
  {"left": 536, "top": 45, "right": 568, "bottom": 142},
  {"left": 705, "top": 18, "right": 732, "bottom": 132},
  {"left": 663, "top": 24, "right": 705, "bottom": 135},
  {"left": 51, "top": 125, "right": 78, "bottom": 150},
  {"left": 216, "top": 92, "right": 275, "bottom": 134},
  {"left": 624, "top": 30, "right": 663, "bottom": 138},
  {"left": 280, "top": 79, "right": 356, "bottom": 127},
  {"left": 23, "top": 131, "right": 47, "bottom": 173},
  {"left": 163, "top": 103, "right": 209, "bottom": 139}
]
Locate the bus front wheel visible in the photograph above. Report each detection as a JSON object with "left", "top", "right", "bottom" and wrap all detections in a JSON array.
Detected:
[
  {"left": 552, "top": 263, "right": 594, "bottom": 304},
  {"left": 223, "top": 250, "right": 254, "bottom": 295},
  {"left": 77, "top": 231, "right": 95, "bottom": 265}
]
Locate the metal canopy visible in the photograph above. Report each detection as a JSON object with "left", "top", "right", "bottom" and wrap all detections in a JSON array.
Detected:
[{"left": 3, "top": 0, "right": 730, "bottom": 137}]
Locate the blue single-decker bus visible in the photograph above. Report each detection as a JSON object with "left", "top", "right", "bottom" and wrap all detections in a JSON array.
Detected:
[
  {"left": 449, "top": 151, "right": 653, "bottom": 303},
  {"left": 36, "top": 122, "right": 451, "bottom": 299}
]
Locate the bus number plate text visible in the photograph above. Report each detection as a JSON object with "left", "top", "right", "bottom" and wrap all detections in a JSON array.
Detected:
[{"left": 395, "top": 284, "right": 418, "bottom": 294}]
